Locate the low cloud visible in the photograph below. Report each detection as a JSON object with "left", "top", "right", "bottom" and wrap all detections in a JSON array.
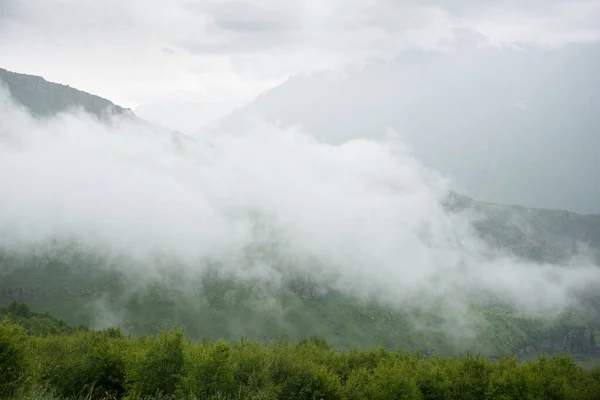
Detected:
[{"left": 1, "top": 86, "right": 599, "bottom": 330}]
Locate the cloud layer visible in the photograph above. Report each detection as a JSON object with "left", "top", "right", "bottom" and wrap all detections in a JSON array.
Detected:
[
  {"left": 1, "top": 0, "right": 599, "bottom": 108},
  {"left": 1, "top": 87, "right": 599, "bottom": 320}
]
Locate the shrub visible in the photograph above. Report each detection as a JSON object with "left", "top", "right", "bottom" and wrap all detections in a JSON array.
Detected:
[
  {"left": 345, "top": 359, "right": 422, "bottom": 400},
  {"left": 176, "top": 339, "right": 236, "bottom": 399},
  {"left": 0, "top": 319, "right": 29, "bottom": 396},
  {"left": 33, "top": 330, "right": 128, "bottom": 399},
  {"left": 446, "top": 353, "right": 492, "bottom": 400},
  {"left": 126, "top": 326, "right": 186, "bottom": 398},
  {"left": 269, "top": 344, "right": 343, "bottom": 400}
]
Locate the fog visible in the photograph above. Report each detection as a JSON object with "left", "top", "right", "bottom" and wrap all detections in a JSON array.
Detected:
[
  {"left": 210, "top": 44, "right": 600, "bottom": 214},
  {"left": 1, "top": 85, "right": 599, "bottom": 329}
]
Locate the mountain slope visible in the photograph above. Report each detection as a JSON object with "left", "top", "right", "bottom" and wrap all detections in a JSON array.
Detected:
[
  {"left": 444, "top": 192, "right": 600, "bottom": 265},
  {"left": 207, "top": 44, "right": 600, "bottom": 213},
  {"left": 0, "top": 67, "right": 199, "bottom": 149},
  {"left": 0, "top": 68, "right": 131, "bottom": 118},
  {"left": 1, "top": 67, "right": 599, "bottom": 362}
]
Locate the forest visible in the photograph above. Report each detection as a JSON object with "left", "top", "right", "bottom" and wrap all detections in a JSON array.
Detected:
[{"left": 2, "top": 302, "right": 600, "bottom": 400}]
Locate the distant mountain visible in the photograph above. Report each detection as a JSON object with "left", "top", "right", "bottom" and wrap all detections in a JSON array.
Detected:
[
  {"left": 208, "top": 44, "right": 600, "bottom": 214},
  {"left": 0, "top": 67, "right": 197, "bottom": 147},
  {"left": 135, "top": 99, "right": 247, "bottom": 136},
  {"left": 2, "top": 65, "right": 598, "bottom": 263},
  {"left": 444, "top": 192, "right": 600, "bottom": 265},
  {"left": 1, "top": 67, "right": 599, "bottom": 361},
  {"left": 0, "top": 68, "right": 131, "bottom": 118}
]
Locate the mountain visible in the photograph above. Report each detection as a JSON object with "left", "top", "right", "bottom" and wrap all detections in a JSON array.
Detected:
[
  {"left": 207, "top": 44, "right": 600, "bottom": 214},
  {"left": 135, "top": 99, "right": 247, "bottom": 136},
  {"left": 1, "top": 67, "right": 599, "bottom": 363},
  {"left": 0, "top": 68, "right": 131, "bottom": 119},
  {"left": 444, "top": 192, "right": 600, "bottom": 265},
  {"left": 0, "top": 67, "right": 198, "bottom": 148}
]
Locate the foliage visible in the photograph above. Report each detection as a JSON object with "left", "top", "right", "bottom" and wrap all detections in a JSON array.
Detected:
[
  {"left": 0, "top": 301, "right": 88, "bottom": 336},
  {"left": 125, "top": 327, "right": 186, "bottom": 399},
  {"left": 2, "top": 306, "right": 600, "bottom": 400},
  {"left": 0, "top": 319, "right": 28, "bottom": 396},
  {"left": 31, "top": 329, "right": 128, "bottom": 399}
]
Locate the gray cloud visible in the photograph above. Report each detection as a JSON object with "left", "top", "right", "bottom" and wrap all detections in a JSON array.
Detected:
[
  {"left": 1, "top": 0, "right": 599, "bottom": 108},
  {"left": 186, "top": 0, "right": 303, "bottom": 33},
  {"left": 0, "top": 0, "right": 21, "bottom": 25}
]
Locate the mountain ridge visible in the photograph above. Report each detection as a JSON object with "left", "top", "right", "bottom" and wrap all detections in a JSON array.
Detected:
[
  {"left": 207, "top": 44, "right": 600, "bottom": 213},
  {"left": 1, "top": 66, "right": 599, "bottom": 363},
  {"left": 0, "top": 68, "right": 132, "bottom": 118}
]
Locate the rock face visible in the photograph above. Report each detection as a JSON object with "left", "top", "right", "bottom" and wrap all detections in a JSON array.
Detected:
[{"left": 515, "top": 328, "right": 599, "bottom": 356}]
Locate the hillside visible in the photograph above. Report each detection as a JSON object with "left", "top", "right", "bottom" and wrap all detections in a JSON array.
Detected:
[
  {"left": 2, "top": 304, "right": 599, "bottom": 400},
  {"left": 444, "top": 192, "right": 600, "bottom": 265},
  {"left": 1, "top": 192, "right": 598, "bottom": 360},
  {"left": 0, "top": 67, "right": 198, "bottom": 150},
  {"left": 0, "top": 68, "right": 131, "bottom": 118},
  {"left": 1, "top": 67, "right": 599, "bottom": 365}
]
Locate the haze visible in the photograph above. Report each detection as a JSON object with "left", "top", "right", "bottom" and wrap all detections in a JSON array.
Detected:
[
  {"left": 1, "top": 0, "right": 600, "bottom": 341},
  {"left": 1, "top": 87, "right": 599, "bottom": 323}
]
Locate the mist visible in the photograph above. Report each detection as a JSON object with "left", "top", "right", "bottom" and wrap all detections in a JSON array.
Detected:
[
  {"left": 1, "top": 85, "right": 599, "bottom": 338},
  {"left": 213, "top": 44, "right": 600, "bottom": 214}
]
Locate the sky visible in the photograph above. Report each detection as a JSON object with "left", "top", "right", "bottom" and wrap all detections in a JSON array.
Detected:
[{"left": 1, "top": 0, "right": 600, "bottom": 111}]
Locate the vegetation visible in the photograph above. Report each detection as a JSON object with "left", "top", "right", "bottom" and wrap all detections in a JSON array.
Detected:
[
  {"left": 1, "top": 243, "right": 599, "bottom": 359},
  {"left": 1, "top": 303, "right": 600, "bottom": 400}
]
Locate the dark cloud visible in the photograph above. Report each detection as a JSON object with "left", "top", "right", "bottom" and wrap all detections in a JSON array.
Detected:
[
  {"left": 185, "top": 0, "right": 302, "bottom": 33},
  {"left": 0, "top": 0, "right": 20, "bottom": 21},
  {"left": 177, "top": 1, "right": 305, "bottom": 55}
]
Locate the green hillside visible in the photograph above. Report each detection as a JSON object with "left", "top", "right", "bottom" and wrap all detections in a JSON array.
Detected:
[
  {"left": 1, "top": 67, "right": 599, "bottom": 369},
  {"left": 1, "top": 240, "right": 598, "bottom": 360}
]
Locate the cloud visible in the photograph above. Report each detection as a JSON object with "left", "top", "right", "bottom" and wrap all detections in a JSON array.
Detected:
[
  {"left": 1, "top": 0, "right": 599, "bottom": 108},
  {"left": 1, "top": 86, "right": 599, "bottom": 323},
  {"left": 0, "top": 0, "right": 18, "bottom": 21},
  {"left": 187, "top": 0, "right": 303, "bottom": 34}
]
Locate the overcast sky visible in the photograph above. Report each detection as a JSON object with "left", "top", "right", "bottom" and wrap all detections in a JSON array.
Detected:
[{"left": 1, "top": 0, "right": 599, "bottom": 109}]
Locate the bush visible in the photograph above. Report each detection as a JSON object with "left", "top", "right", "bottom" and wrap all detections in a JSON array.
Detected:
[
  {"left": 268, "top": 344, "right": 344, "bottom": 400},
  {"left": 446, "top": 353, "right": 492, "bottom": 400},
  {"left": 0, "top": 319, "right": 29, "bottom": 396},
  {"left": 3, "top": 306, "right": 600, "bottom": 400},
  {"left": 33, "top": 330, "right": 127, "bottom": 399},
  {"left": 412, "top": 358, "right": 452, "bottom": 400},
  {"left": 126, "top": 326, "right": 186, "bottom": 398},
  {"left": 176, "top": 339, "right": 236, "bottom": 399},
  {"left": 345, "top": 359, "right": 422, "bottom": 400}
]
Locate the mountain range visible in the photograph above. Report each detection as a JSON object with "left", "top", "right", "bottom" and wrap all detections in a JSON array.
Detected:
[
  {"left": 205, "top": 44, "right": 600, "bottom": 214},
  {"left": 1, "top": 66, "right": 599, "bottom": 364}
]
